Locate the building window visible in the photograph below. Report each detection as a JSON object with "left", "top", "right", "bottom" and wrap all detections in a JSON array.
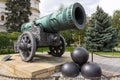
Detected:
[{"left": 1, "top": 15, "right": 4, "bottom": 21}]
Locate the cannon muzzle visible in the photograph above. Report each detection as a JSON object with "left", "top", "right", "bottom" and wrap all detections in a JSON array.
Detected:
[{"left": 21, "top": 3, "right": 86, "bottom": 32}]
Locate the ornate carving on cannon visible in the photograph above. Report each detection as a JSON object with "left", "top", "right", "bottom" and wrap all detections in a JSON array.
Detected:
[{"left": 14, "top": 2, "right": 86, "bottom": 62}]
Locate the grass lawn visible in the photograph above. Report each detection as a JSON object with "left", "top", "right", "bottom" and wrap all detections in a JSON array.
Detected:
[
  {"left": 36, "top": 46, "right": 75, "bottom": 52},
  {"left": 0, "top": 46, "right": 120, "bottom": 56},
  {"left": 95, "top": 51, "right": 120, "bottom": 56},
  {"left": 36, "top": 47, "right": 120, "bottom": 56}
]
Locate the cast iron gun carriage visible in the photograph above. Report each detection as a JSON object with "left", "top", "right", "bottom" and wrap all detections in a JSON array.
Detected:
[{"left": 14, "top": 3, "right": 86, "bottom": 62}]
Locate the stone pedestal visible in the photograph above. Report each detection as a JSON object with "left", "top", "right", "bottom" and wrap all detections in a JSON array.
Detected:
[{"left": 0, "top": 52, "right": 71, "bottom": 78}]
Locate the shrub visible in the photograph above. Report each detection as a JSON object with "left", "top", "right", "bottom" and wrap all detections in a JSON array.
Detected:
[
  {"left": 0, "top": 32, "right": 21, "bottom": 54},
  {"left": 9, "top": 32, "right": 21, "bottom": 40},
  {"left": 0, "top": 49, "right": 15, "bottom": 55}
]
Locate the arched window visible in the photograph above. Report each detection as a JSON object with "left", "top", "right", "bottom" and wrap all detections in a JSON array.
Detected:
[{"left": 1, "top": 15, "right": 4, "bottom": 21}]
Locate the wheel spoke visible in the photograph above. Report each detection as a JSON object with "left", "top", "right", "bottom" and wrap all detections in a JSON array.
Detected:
[
  {"left": 49, "top": 36, "right": 65, "bottom": 57},
  {"left": 18, "top": 31, "right": 36, "bottom": 62},
  {"left": 22, "top": 51, "right": 28, "bottom": 58},
  {"left": 27, "top": 43, "right": 32, "bottom": 49},
  {"left": 58, "top": 46, "right": 61, "bottom": 50},
  {"left": 24, "top": 37, "right": 27, "bottom": 42},
  {"left": 21, "top": 38, "right": 25, "bottom": 43},
  {"left": 51, "top": 47, "right": 55, "bottom": 51},
  {"left": 56, "top": 50, "right": 58, "bottom": 53},
  {"left": 59, "top": 41, "right": 62, "bottom": 46},
  {"left": 27, "top": 39, "right": 31, "bottom": 43}
]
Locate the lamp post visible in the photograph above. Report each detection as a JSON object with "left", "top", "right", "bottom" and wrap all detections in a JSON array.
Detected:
[
  {"left": 8, "top": 39, "right": 12, "bottom": 54},
  {"left": 116, "top": 18, "right": 120, "bottom": 52},
  {"left": 91, "top": 20, "right": 97, "bottom": 62},
  {"left": 72, "top": 33, "right": 75, "bottom": 48}
]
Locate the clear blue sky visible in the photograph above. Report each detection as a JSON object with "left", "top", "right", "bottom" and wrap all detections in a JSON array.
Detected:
[{"left": 39, "top": 0, "right": 120, "bottom": 17}]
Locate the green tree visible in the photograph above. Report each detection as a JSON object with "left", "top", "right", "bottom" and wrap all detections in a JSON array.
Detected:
[
  {"left": 0, "top": 32, "right": 10, "bottom": 49},
  {"left": 61, "top": 30, "right": 74, "bottom": 46},
  {"left": 5, "top": 0, "right": 31, "bottom": 32},
  {"left": 61, "top": 24, "right": 88, "bottom": 46},
  {"left": 112, "top": 10, "right": 120, "bottom": 44},
  {"left": 85, "top": 6, "right": 117, "bottom": 52},
  {"left": 0, "top": 32, "right": 21, "bottom": 50},
  {"left": 72, "top": 23, "right": 88, "bottom": 46}
]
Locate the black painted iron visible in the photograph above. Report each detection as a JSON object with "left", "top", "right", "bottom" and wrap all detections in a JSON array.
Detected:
[
  {"left": 2, "top": 55, "right": 11, "bottom": 61},
  {"left": 81, "top": 62, "right": 102, "bottom": 79},
  {"left": 61, "top": 62, "right": 79, "bottom": 77},
  {"left": 71, "top": 47, "right": 89, "bottom": 65}
]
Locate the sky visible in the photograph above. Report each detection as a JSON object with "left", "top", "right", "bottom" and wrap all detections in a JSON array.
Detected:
[{"left": 39, "top": 0, "right": 120, "bottom": 17}]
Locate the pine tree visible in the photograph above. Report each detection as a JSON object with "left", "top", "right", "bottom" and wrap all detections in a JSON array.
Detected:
[
  {"left": 112, "top": 10, "right": 120, "bottom": 45},
  {"left": 84, "top": 6, "right": 117, "bottom": 52},
  {"left": 5, "top": 0, "right": 31, "bottom": 32}
]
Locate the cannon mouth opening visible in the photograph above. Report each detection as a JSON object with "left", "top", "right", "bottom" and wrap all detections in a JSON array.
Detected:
[
  {"left": 75, "top": 7, "right": 84, "bottom": 25},
  {"left": 73, "top": 3, "right": 86, "bottom": 29}
]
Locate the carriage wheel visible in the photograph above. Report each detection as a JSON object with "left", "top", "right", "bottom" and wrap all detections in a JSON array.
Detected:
[
  {"left": 18, "top": 31, "right": 36, "bottom": 62},
  {"left": 49, "top": 35, "right": 66, "bottom": 57}
]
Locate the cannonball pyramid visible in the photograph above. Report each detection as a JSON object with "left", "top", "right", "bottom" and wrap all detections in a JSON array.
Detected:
[{"left": 61, "top": 47, "right": 102, "bottom": 79}]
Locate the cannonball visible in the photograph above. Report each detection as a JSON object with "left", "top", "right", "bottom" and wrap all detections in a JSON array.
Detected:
[
  {"left": 81, "top": 62, "right": 102, "bottom": 79},
  {"left": 71, "top": 47, "right": 89, "bottom": 65},
  {"left": 61, "top": 62, "right": 80, "bottom": 77}
]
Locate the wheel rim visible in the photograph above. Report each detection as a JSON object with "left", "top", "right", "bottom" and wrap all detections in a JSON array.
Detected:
[
  {"left": 18, "top": 31, "right": 36, "bottom": 61},
  {"left": 49, "top": 35, "right": 65, "bottom": 57}
]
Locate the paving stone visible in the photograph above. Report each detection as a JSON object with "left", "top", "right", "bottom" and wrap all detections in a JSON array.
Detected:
[{"left": 89, "top": 54, "right": 120, "bottom": 77}]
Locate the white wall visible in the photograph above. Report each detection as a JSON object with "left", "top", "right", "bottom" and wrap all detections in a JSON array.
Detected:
[
  {"left": 0, "top": 2, "right": 6, "bottom": 26},
  {"left": 31, "top": 0, "right": 39, "bottom": 10},
  {"left": 30, "top": 0, "right": 40, "bottom": 21}
]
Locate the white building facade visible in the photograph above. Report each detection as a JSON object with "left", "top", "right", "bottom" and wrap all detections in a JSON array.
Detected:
[{"left": 0, "top": 0, "right": 40, "bottom": 32}]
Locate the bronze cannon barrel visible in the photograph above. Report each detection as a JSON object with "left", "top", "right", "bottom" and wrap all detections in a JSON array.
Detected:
[
  {"left": 21, "top": 3, "right": 86, "bottom": 32},
  {"left": 16, "top": 2, "right": 87, "bottom": 62}
]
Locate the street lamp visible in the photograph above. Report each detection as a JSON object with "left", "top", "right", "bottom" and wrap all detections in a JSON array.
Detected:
[{"left": 8, "top": 39, "right": 12, "bottom": 54}]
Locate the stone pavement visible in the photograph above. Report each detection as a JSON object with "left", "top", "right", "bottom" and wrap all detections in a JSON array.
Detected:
[{"left": 89, "top": 53, "right": 120, "bottom": 77}]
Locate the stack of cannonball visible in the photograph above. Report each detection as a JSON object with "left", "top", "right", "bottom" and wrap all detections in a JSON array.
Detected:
[{"left": 61, "top": 47, "right": 102, "bottom": 79}]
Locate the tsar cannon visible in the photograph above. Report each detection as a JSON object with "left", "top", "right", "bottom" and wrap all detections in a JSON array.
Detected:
[{"left": 14, "top": 3, "right": 86, "bottom": 62}]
